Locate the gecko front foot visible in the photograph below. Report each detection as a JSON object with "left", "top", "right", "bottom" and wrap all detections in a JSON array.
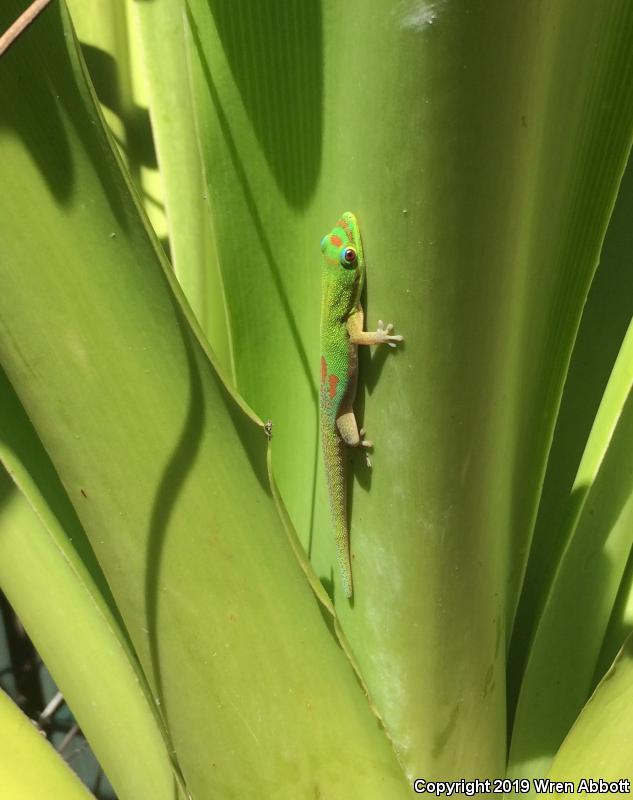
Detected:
[{"left": 376, "top": 320, "right": 404, "bottom": 349}]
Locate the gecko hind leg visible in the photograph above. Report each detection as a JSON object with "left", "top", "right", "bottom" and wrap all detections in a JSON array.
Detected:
[{"left": 336, "top": 412, "right": 373, "bottom": 467}]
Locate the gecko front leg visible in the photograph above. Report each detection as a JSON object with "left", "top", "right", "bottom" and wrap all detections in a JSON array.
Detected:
[{"left": 347, "top": 305, "right": 404, "bottom": 348}]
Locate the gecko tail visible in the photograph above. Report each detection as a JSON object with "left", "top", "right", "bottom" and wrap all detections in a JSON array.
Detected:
[
  {"left": 322, "top": 431, "right": 354, "bottom": 599},
  {"left": 336, "top": 540, "right": 353, "bottom": 599},
  {"left": 333, "top": 508, "right": 353, "bottom": 599}
]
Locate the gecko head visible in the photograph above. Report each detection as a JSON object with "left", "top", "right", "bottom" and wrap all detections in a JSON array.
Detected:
[{"left": 320, "top": 212, "right": 364, "bottom": 276}]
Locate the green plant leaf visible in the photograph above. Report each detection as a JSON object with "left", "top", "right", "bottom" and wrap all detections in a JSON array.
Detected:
[
  {"left": 185, "top": 0, "right": 633, "bottom": 778},
  {"left": 4, "top": 0, "right": 633, "bottom": 787},
  {"left": 66, "top": 0, "right": 168, "bottom": 244},
  {"left": 0, "top": 686, "right": 96, "bottom": 800},
  {"left": 509, "top": 149, "right": 633, "bottom": 722},
  {"left": 548, "top": 632, "right": 633, "bottom": 781},
  {"left": 508, "top": 318, "right": 633, "bottom": 778},
  {"left": 0, "top": 464, "right": 184, "bottom": 800},
  {"left": 0, "top": 2, "right": 410, "bottom": 796},
  {"left": 130, "top": 0, "right": 228, "bottom": 367}
]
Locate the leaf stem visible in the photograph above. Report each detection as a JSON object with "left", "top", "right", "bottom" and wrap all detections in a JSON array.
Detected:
[{"left": 0, "top": 0, "right": 52, "bottom": 57}]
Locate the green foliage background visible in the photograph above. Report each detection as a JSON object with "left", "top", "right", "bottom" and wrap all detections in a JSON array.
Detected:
[{"left": 0, "top": 1, "right": 633, "bottom": 798}]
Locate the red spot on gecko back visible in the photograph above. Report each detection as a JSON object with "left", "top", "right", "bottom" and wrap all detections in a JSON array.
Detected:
[
  {"left": 330, "top": 234, "right": 343, "bottom": 247},
  {"left": 320, "top": 356, "right": 327, "bottom": 384},
  {"left": 328, "top": 373, "right": 339, "bottom": 399}
]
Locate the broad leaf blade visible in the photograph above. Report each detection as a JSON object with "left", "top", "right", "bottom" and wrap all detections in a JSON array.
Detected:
[
  {"left": 0, "top": 468, "right": 183, "bottom": 800},
  {"left": 66, "top": 0, "right": 168, "bottom": 244},
  {"left": 509, "top": 150, "right": 633, "bottom": 721},
  {"left": 0, "top": 687, "right": 96, "bottom": 800},
  {"left": 186, "top": 0, "right": 633, "bottom": 778},
  {"left": 0, "top": 3, "right": 410, "bottom": 796},
  {"left": 509, "top": 321, "right": 633, "bottom": 778},
  {"left": 548, "top": 633, "right": 633, "bottom": 780},
  {"left": 130, "top": 0, "right": 229, "bottom": 367}
]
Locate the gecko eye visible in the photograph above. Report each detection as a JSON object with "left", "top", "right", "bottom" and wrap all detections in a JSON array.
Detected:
[{"left": 340, "top": 246, "right": 357, "bottom": 268}]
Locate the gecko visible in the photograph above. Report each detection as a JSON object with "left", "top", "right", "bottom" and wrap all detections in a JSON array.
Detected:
[{"left": 319, "top": 212, "right": 403, "bottom": 599}]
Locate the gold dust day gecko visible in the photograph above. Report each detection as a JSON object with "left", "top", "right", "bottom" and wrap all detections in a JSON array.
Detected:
[{"left": 319, "top": 212, "right": 404, "bottom": 599}]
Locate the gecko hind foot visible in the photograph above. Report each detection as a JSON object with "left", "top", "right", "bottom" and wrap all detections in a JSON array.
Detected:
[{"left": 359, "top": 429, "right": 373, "bottom": 468}]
